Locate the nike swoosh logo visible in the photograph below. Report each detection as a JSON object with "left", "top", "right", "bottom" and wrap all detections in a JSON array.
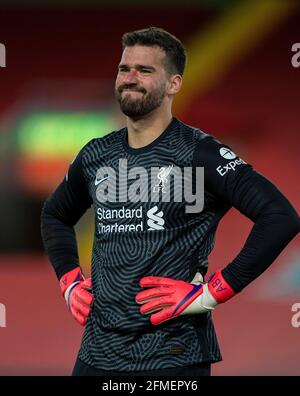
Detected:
[{"left": 94, "top": 175, "right": 110, "bottom": 186}]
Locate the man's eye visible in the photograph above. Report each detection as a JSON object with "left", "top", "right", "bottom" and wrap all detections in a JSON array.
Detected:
[{"left": 140, "top": 69, "right": 151, "bottom": 73}]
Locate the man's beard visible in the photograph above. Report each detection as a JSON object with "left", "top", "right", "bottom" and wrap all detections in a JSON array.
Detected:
[{"left": 115, "top": 83, "right": 166, "bottom": 118}]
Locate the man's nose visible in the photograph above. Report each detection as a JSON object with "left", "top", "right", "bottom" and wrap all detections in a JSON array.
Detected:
[{"left": 124, "top": 69, "right": 138, "bottom": 83}]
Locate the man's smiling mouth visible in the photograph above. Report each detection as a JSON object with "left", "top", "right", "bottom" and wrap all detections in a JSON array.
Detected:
[{"left": 122, "top": 89, "right": 143, "bottom": 93}]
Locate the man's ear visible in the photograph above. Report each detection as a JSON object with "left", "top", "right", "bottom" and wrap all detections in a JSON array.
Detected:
[{"left": 167, "top": 74, "right": 182, "bottom": 95}]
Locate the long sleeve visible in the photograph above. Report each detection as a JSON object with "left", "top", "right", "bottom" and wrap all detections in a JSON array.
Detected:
[
  {"left": 193, "top": 135, "right": 300, "bottom": 293},
  {"left": 41, "top": 145, "right": 93, "bottom": 280}
]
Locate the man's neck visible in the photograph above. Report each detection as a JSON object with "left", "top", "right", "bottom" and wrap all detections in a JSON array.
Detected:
[{"left": 126, "top": 109, "right": 173, "bottom": 149}]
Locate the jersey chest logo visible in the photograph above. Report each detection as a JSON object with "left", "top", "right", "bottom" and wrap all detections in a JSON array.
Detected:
[{"left": 153, "top": 165, "right": 173, "bottom": 193}]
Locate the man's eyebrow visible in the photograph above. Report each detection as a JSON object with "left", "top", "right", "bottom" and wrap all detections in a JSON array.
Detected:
[{"left": 118, "top": 64, "right": 156, "bottom": 71}]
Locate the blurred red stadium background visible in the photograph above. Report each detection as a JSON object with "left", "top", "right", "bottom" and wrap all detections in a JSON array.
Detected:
[{"left": 0, "top": 1, "right": 299, "bottom": 375}]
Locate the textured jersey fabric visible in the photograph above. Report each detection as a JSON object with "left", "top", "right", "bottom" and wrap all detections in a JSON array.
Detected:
[
  {"left": 72, "top": 357, "right": 211, "bottom": 376},
  {"left": 41, "top": 117, "right": 300, "bottom": 372}
]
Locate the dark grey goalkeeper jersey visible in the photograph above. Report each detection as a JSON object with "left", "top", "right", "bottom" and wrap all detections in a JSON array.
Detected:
[{"left": 41, "top": 117, "right": 300, "bottom": 372}]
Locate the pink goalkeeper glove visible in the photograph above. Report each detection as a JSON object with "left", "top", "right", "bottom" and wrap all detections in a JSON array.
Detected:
[
  {"left": 59, "top": 267, "right": 94, "bottom": 326},
  {"left": 135, "top": 269, "right": 236, "bottom": 325}
]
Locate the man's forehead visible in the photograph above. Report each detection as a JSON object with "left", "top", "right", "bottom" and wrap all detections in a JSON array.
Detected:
[{"left": 120, "top": 45, "right": 166, "bottom": 66}]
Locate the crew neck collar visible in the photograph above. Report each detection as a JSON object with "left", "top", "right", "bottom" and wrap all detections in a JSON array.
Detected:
[{"left": 122, "top": 117, "right": 179, "bottom": 155}]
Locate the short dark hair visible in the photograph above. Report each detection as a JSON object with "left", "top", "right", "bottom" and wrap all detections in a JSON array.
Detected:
[{"left": 122, "top": 27, "right": 186, "bottom": 76}]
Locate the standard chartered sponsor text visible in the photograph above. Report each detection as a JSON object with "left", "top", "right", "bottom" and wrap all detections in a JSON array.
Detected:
[{"left": 97, "top": 206, "right": 143, "bottom": 233}]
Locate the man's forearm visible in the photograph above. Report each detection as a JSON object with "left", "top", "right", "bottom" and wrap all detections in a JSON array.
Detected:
[
  {"left": 41, "top": 205, "right": 80, "bottom": 280},
  {"left": 40, "top": 150, "right": 92, "bottom": 280},
  {"left": 222, "top": 203, "right": 300, "bottom": 293}
]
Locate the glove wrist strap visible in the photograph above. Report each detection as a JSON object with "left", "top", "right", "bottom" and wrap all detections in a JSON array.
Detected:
[
  {"left": 207, "top": 269, "right": 236, "bottom": 303},
  {"left": 59, "top": 267, "right": 83, "bottom": 297}
]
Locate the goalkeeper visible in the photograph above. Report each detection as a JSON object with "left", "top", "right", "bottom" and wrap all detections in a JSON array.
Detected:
[{"left": 41, "top": 27, "right": 300, "bottom": 376}]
